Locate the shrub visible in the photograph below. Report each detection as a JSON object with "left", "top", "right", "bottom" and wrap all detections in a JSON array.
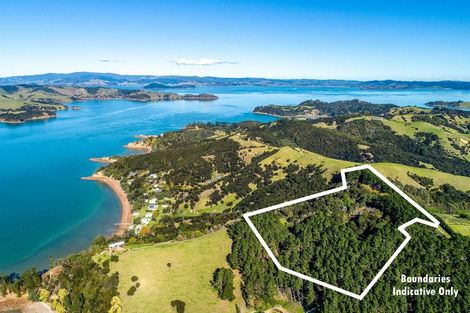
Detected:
[
  {"left": 127, "top": 286, "right": 137, "bottom": 296},
  {"left": 170, "top": 299, "right": 186, "bottom": 313}
]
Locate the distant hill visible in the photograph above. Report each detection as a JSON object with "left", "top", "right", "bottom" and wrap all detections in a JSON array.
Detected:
[
  {"left": 1, "top": 72, "right": 470, "bottom": 90},
  {"left": 143, "top": 82, "right": 196, "bottom": 89},
  {"left": 0, "top": 85, "right": 218, "bottom": 123}
]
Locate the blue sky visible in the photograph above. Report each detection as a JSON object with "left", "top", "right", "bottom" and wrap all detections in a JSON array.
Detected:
[{"left": 1, "top": 0, "right": 469, "bottom": 80}]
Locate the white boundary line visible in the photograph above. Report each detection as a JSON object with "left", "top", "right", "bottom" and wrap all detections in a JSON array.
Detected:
[{"left": 243, "top": 164, "right": 440, "bottom": 300}]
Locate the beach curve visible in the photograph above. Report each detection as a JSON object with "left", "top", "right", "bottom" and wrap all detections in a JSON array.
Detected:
[{"left": 82, "top": 173, "right": 132, "bottom": 236}]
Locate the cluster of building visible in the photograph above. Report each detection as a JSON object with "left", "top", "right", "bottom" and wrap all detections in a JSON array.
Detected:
[{"left": 128, "top": 172, "right": 170, "bottom": 234}]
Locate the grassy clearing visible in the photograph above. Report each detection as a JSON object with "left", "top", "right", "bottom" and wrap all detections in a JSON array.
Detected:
[
  {"left": 347, "top": 115, "right": 470, "bottom": 161},
  {"left": 373, "top": 163, "right": 470, "bottom": 191},
  {"left": 384, "top": 118, "right": 470, "bottom": 161},
  {"left": 111, "top": 230, "right": 246, "bottom": 313},
  {"left": 259, "top": 147, "right": 470, "bottom": 191},
  {"left": 0, "top": 89, "right": 69, "bottom": 110},
  {"left": 259, "top": 146, "right": 357, "bottom": 179},
  {"left": 230, "top": 133, "right": 274, "bottom": 164},
  {"left": 194, "top": 192, "right": 240, "bottom": 214},
  {"left": 439, "top": 214, "right": 470, "bottom": 236}
]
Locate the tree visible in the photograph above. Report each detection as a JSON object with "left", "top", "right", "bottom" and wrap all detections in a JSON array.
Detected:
[
  {"left": 171, "top": 299, "right": 186, "bottom": 313},
  {"left": 211, "top": 268, "right": 235, "bottom": 301},
  {"left": 108, "top": 296, "right": 123, "bottom": 313}
]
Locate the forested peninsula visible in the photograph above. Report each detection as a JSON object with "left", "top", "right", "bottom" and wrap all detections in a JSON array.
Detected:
[{"left": 0, "top": 85, "right": 218, "bottom": 123}]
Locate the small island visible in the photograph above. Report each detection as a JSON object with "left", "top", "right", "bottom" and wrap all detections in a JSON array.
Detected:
[
  {"left": 253, "top": 99, "right": 396, "bottom": 118},
  {"left": 0, "top": 85, "right": 218, "bottom": 124}
]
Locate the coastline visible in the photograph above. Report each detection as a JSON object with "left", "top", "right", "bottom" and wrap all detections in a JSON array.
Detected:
[
  {"left": 123, "top": 141, "right": 152, "bottom": 153},
  {"left": 82, "top": 173, "right": 132, "bottom": 236},
  {"left": 89, "top": 157, "right": 116, "bottom": 164}
]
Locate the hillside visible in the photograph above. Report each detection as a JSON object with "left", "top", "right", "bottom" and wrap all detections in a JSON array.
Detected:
[{"left": 0, "top": 85, "right": 218, "bottom": 123}]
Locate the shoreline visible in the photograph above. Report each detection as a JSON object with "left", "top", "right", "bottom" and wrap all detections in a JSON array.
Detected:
[
  {"left": 89, "top": 157, "right": 116, "bottom": 164},
  {"left": 82, "top": 173, "right": 132, "bottom": 236},
  {"left": 123, "top": 141, "right": 152, "bottom": 153}
]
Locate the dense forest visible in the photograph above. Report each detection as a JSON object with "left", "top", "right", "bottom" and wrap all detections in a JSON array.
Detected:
[
  {"left": 254, "top": 99, "right": 396, "bottom": 118},
  {"left": 228, "top": 168, "right": 469, "bottom": 311}
]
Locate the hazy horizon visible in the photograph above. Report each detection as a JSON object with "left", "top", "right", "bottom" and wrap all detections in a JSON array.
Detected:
[{"left": 2, "top": 71, "right": 470, "bottom": 83}]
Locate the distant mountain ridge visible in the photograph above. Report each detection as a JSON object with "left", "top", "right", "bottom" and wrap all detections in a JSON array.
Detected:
[{"left": 1, "top": 72, "right": 470, "bottom": 90}]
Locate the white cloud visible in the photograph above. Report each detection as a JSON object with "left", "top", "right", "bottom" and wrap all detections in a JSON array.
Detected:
[
  {"left": 100, "top": 58, "right": 123, "bottom": 63},
  {"left": 173, "top": 58, "right": 237, "bottom": 66}
]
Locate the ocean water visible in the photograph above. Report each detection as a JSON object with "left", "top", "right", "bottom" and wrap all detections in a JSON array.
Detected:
[{"left": 1, "top": 86, "right": 469, "bottom": 274}]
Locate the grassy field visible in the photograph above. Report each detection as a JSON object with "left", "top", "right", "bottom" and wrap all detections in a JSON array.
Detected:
[
  {"left": 259, "top": 146, "right": 357, "bottom": 180},
  {"left": 111, "top": 230, "right": 246, "bottom": 313},
  {"left": 258, "top": 147, "right": 470, "bottom": 191},
  {"left": 373, "top": 162, "right": 470, "bottom": 191},
  {"left": 381, "top": 116, "right": 469, "bottom": 161},
  {"left": 439, "top": 214, "right": 470, "bottom": 236},
  {"left": 0, "top": 88, "right": 69, "bottom": 110}
]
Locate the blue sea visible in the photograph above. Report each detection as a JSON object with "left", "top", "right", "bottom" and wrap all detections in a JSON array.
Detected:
[{"left": 1, "top": 86, "right": 469, "bottom": 274}]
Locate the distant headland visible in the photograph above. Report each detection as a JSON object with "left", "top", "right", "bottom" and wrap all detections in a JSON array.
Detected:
[{"left": 0, "top": 85, "right": 218, "bottom": 124}]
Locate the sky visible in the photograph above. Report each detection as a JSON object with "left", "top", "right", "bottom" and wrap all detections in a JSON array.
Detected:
[{"left": 1, "top": 0, "right": 470, "bottom": 80}]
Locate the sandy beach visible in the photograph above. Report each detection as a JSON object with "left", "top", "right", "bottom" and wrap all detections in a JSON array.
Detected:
[
  {"left": 82, "top": 173, "right": 132, "bottom": 236},
  {"left": 123, "top": 141, "right": 152, "bottom": 153}
]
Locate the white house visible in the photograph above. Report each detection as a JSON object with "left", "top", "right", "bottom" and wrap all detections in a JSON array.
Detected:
[
  {"left": 149, "top": 198, "right": 157, "bottom": 205},
  {"left": 148, "top": 204, "right": 157, "bottom": 211},
  {"left": 145, "top": 212, "right": 153, "bottom": 218},
  {"left": 108, "top": 241, "right": 125, "bottom": 249},
  {"left": 141, "top": 217, "right": 151, "bottom": 225}
]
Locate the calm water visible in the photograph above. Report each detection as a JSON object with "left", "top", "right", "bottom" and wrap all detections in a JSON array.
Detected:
[{"left": 1, "top": 86, "right": 469, "bottom": 274}]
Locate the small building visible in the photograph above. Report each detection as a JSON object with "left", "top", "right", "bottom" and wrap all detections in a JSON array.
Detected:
[
  {"left": 141, "top": 217, "right": 151, "bottom": 225},
  {"left": 132, "top": 212, "right": 140, "bottom": 217},
  {"left": 145, "top": 212, "right": 153, "bottom": 218},
  {"left": 149, "top": 198, "right": 157, "bottom": 205},
  {"left": 108, "top": 241, "right": 125, "bottom": 249},
  {"left": 148, "top": 204, "right": 157, "bottom": 211}
]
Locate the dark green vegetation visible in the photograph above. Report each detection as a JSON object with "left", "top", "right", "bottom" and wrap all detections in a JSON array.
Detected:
[
  {"left": 228, "top": 169, "right": 470, "bottom": 311},
  {"left": 170, "top": 299, "right": 186, "bottom": 313},
  {"left": 0, "top": 248, "right": 119, "bottom": 313},
  {"left": 254, "top": 99, "right": 396, "bottom": 118},
  {"left": 211, "top": 267, "right": 235, "bottom": 301},
  {"left": 0, "top": 85, "right": 217, "bottom": 123}
]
